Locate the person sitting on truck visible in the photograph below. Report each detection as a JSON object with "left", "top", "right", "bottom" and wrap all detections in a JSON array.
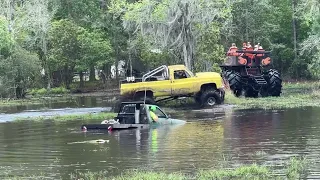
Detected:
[{"left": 149, "top": 105, "right": 158, "bottom": 122}]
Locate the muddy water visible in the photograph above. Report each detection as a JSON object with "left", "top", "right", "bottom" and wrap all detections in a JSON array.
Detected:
[
  {"left": 1, "top": 107, "right": 320, "bottom": 179},
  {"left": 0, "top": 96, "right": 114, "bottom": 122},
  {"left": 0, "top": 96, "right": 114, "bottom": 114}
]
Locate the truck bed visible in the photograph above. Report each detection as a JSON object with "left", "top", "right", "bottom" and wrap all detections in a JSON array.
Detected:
[{"left": 120, "top": 76, "right": 168, "bottom": 84}]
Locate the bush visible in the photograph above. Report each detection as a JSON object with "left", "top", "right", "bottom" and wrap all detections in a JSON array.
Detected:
[{"left": 27, "top": 87, "right": 70, "bottom": 96}]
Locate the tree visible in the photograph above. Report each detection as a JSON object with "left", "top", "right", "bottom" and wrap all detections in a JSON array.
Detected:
[
  {"left": 48, "top": 19, "right": 83, "bottom": 88},
  {"left": 109, "top": 0, "right": 230, "bottom": 71},
  {"left": 78, "top": 29, "right": 113, "bottom": 84},
  {"left": 54, "top": 0, "right": 101, "bottom": 28},
  {"left": 22, "top": 0, "right": 58, "bottom": 89},
  {"left": 0, "top": 16, "right": 41, "bottom": 98},
  {"left": 0, "top": 15, "right": 14, "bottom": 57},
  {"left": 48, "top": 19, "right": 113, "bottom": 88},
  {"left": 195, "top": 22, "right": 225, "bottom": 72},
  {"left": 298, "top": 0, "right": 320, "bottom": 78}
]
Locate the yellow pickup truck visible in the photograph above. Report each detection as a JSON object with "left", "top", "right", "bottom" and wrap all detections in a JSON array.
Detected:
[{"left": 119, "top": 65, "right": 225, "bottom": 108}]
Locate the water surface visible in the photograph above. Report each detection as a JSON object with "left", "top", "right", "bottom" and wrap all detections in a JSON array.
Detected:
[{"left": 1, "top": 107, "right": 320, "bottom": 179}]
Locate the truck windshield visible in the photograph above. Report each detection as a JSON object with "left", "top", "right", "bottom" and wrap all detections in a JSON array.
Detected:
[
  {"left": 186, "top": 69, "right": 194, "bottom": 77},
  {"left": 152, "top": 106, "right": 167, "bottom": 118}
]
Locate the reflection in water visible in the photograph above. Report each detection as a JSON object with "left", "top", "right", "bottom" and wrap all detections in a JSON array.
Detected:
[
  {"left": 151, "top": 129, "right": 158, "bottom": 153},
  {"left": 0, "top": 96, "right": 115, "bottom": 122},
  {"left": 0, "top": 107, "right": 320, "bottom": 179}
]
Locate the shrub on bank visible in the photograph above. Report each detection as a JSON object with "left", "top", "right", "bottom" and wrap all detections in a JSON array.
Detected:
[{"left": 28, "top": 87, "right": 70, "bottom": 96}]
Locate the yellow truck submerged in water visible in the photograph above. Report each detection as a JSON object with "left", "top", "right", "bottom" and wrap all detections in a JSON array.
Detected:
[{"left": 119, "top": 65, "right": 225, "bottom": 108}]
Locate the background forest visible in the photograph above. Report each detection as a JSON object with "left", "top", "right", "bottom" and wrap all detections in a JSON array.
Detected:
[{"left": 0, "top": 0, "right": 319, "bottom": 98}]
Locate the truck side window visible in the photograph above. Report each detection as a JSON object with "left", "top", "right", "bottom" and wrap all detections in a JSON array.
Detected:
[{"left": 174, "top": 70, "right": 190, "bottom": 79}]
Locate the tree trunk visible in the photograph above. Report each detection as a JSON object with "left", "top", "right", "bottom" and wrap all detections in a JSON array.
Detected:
[
  {"left": 292, "top": 0, "right": 297, "bottom": 59},
  {"left": 42, "top": 38, "right": 52, "bottom": 89},
  {"left": 89, "top": 65, "right": 96, "bottom": 81},
  {"left": 181, "top": 3, "right": 192, "bottom": 71},
  {"left": 79, "top": 71, "right": 84, "bottom": 88},
  {"left": 64, "top": 66, "right": 70, "bottom": 89}
]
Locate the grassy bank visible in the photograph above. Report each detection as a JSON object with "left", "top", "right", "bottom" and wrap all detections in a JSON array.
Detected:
[
  {"left": 161, "top": 81, "right": 320, "bottom": 110},
  {"left": 224, "top": 81, "right": 320, "bottom": 110},
  {"left": 27, "top": 87, "right": 70, "bottom": 96},
  {"left": 14, "top": 112, "right": 116, "bottom": 122},
  {"left": 0, "top": 96, "right": 77, "bottom": 107},
  {"left": 72, "top": 157, "right": 307, "bottom": 180},
  {"left": 2, "top": 156, "right": 309, "bottom": 179}
]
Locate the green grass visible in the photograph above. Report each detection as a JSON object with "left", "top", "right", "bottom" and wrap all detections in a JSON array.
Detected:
[
  {"left": 1, "top": 153, "right": 310, "bottom": 180},
  {"left": 224, "top": 81, "right": 320, "bottom": 110},
  {"left": 67, "top": 157, "right": 308, "bottom": 180},
  {"left": 14, "top": 112, "right": 116, "bottom": 122},
  {"left": 0, "top": 96, "right": 76, "bottom": 107},
  {"left": 160, "top": 81, "right": 320, "bottom": 110},
  {"left": 27, "top": 87, "right": 70, "bottom": 96}
]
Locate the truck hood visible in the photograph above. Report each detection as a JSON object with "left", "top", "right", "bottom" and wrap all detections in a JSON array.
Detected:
[{"left": 195, "top": 72, "right": 221, "bottom": 78}]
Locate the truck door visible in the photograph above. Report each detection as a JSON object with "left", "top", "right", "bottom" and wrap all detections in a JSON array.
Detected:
[{"left": 171, "top": 69, "right": 195, "bottom": 96}]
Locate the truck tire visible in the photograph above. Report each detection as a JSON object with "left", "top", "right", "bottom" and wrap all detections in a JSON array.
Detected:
[
  {"left": 200, "top": 90, "right": 222, "bottom": 108},
  {"left": 266, "top": 69, "right": 282, "bottom": 96},
  {"left": 225, "top": 70, "right": 242, "bottom": 97}
]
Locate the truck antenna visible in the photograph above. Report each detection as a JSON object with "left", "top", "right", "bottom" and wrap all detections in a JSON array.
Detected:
[{"left": 144, "top": 85, "right": 147, "bottom": 105}]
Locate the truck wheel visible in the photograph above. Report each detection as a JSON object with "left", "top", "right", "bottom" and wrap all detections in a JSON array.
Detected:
[
  {"left": 200, "top": 90, "right": 222, "bottom": 108},
  {"left": 267, "top": 69, "right": 282, "bottom": 96},
  {"left": 225, "top": 70, "right": 242, "bottom": 97}
]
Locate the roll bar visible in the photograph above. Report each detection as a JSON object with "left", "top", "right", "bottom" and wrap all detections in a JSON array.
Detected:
[{"left": 142, "top": 65, "right": 169, "bottom": 82}]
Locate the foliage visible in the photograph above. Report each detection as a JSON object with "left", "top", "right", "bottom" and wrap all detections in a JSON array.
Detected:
[
  {"left": 48, "top": 19, "right": 83, "bottom": 72},
  {"left": 195, "top": 22, "right": 225, "bottom": 73},
  {"left": 78, "top": 29, "right": 113, "bottom": 71},
  {"left": 0, "top": 16, "right": 41, "bottom": 98},
  {"left": 110, "top": 0, "right": 230, "bottom": 71},
  {"left": 54, "top": 0, "right": 102, "bottom": 28},
  {"left": 65, "top": 156, "right": 308, "bottom": 180},
  {"left": 47, "top": 19, "right": 113, "bottom": 86},
  {"left": 28, "top": 87, "right": 70, "bottom": 96},
  {"left": 0, "top": 0, "right": 320, "bottom": 98},
  {"left": 298, "top": 0, "right": 320, "bottom": 78},
  {"left": 0, "top": 16, "right": 14, "bottom": 57}
]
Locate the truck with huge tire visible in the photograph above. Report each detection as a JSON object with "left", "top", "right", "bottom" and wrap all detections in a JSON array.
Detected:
[
  {"left": 220, "top": 42, "right": 282, "bottom": 98},
  {"left": 118, "top": 64, "right": 225, "bottom": 108}
]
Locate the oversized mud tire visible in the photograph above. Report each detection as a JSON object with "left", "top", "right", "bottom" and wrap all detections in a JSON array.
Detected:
[
  {"left": 199, "top": 90, "right": 222, "bottom": 108},
  {"left": 266, "top": 69, "right": 282, "bottom": 96},
  {"left": 224, "top": 70, "right": 242, "bottom": 97}
]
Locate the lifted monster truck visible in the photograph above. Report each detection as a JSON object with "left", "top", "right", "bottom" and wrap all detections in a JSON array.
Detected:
[{"left": 118, "top": 65, "right": 225, "bottom": 108}]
